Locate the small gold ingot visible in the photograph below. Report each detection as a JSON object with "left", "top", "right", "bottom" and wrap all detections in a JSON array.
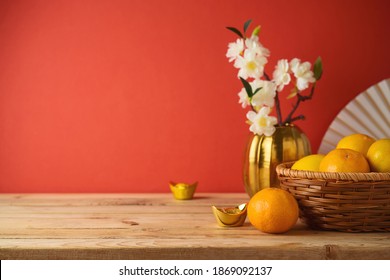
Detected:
[
  {"left": 212, "top": 203, "right": 247, "bottom": 227},
  {"left": 169, "top": 181, "right": 197, "bottom": 200}
]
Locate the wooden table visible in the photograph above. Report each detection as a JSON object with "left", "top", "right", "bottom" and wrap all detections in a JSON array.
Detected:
[{"left": 0, "top": 193, "right": 389, "bottom": 260}]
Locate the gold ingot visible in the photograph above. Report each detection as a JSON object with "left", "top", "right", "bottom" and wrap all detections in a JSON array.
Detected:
[
  {"left": 169, "top": 181, "right": 197, "bottom": 200},
  {"left": 243, "top": 124, "right": 311, "bottom": 197},
  {"left": 212, "top": 203, "right": 247, "bottom": 227}
]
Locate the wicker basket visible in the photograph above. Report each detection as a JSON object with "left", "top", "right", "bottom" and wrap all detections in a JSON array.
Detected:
[{"left": 276, "top": 162, "right": 390, "bottom": 232}]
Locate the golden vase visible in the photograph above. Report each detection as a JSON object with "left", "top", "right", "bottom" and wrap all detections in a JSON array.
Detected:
[{"left": 243, "top": 124, "right": 311, "bottom": 197}]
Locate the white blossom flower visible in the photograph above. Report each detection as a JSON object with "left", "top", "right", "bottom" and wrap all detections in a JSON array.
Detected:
[
  {"left": 238, "top": 87, "right": 250, "bottom": 108},
  {"left": 226, "top": 38, "right": 244, "bottom": 62},
  {"left": 238, "top": 79, "right": 276, "bottom": 108},
  {"left": 246, "top": 107, "right": 278, "bottom": 136},
  {"left": 272, "top": 59, "right": 291, "bottom": 91},
  {"left": 234, "top": 49, "right": 267, "bottom": 79},
  {"left": 290, "top": 58, "right": 316, "bottom": 91},
  {"left": 250, "top": 79, "right": 276, "bottom": 107},
  {"left": 245, "top": 35, "right": 270, "bottom": 57}
]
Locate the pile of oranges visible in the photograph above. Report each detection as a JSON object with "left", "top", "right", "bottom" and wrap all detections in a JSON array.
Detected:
[
  {"left": 246, "top": 134, "right": 390, "bottom": 235},
  {"left": 292, "top": 134, "right": 390, "bottom": 173}
]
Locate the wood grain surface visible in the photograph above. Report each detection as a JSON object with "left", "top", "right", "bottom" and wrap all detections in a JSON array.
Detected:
[{"left": 0, "top": 193, "right": 389, "bottom": 260}]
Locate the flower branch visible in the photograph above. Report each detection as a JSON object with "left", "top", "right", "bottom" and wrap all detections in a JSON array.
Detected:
[
  {"left": 274, "top": 91, "right": 283, "bottom": 126},
  {"left": 226, "top": 20, "right": 323, "bottom": 136},
  {"left": 282, "top": 83, "right": 316, "bottom": 125}
]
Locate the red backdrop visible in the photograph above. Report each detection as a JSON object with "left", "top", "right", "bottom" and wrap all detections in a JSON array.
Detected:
[{"left": 0, "top": 0, "right": 389, "bottom": 193}]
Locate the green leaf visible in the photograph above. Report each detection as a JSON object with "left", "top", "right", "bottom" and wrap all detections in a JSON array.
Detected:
[
  {"left": 239, "top": 77, "right": 253, "bottom": 98},
  {"left": 253, "top": 87, "right": 262, "bottom": 96},
  {"left": 313, "top": 56, "right": 323, "bottom": 81},
  {"left": 226, "top": 27, "right": 243, "bottom": 38},
  {"left": 287, "top": 88, "right": 298, "bottom": 99},
  {"left": 252, "top": 25, "right": 261, "bottom": 37},
  {"left": 243, "top": 19, "right": 252, "bottom": 34}
]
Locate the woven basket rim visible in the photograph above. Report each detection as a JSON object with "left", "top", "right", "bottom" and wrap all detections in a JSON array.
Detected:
[{"left": 276, "top": 161, "right": 390, "bottom": 182}]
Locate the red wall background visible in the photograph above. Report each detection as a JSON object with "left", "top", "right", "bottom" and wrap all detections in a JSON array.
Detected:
[{"left": 0, "top": 0, "right": 389, "bottom": 193}]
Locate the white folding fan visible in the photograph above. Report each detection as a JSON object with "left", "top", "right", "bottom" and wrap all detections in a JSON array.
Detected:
[{"left": 318, "top": 78, "right": 390, "bottom": 154}]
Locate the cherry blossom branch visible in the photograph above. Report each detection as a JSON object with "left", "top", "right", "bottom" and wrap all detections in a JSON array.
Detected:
[
  {"left": 274, "top": 93, "right": 283, "bottom": 126},
  {"left": 250, "top": 103, "right": 257, "bottom": 113},
  {"left": 288, "top": 115, "right": 305, "bottom": 123},
  {"left": 264, "top": 71, "right": 283, "bottom": 126},
  {"left": 226, "top": 20, "right": 323, "bottom": 135},
  {"left": 282, "top": 83, "right": 316, "bottom": 125},
  {"left": 263, "top": 72, "right": 271, "bottom": 81}
]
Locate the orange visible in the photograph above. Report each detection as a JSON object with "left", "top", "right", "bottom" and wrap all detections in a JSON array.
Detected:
[
  {"left": 336, "top": 133, "right": 375, "bottom": 156},
  {"left": 367, "top": 139, "right": 390, "bottom": 172},
  {"left": 319, "top": 148, "right": 370, "bottom": 173},
  {"left": 247, "top": 188, "right": 299, "bottom": 234},
  {"left": 291, "top": 154, "right": 325, "bottom": 171}
]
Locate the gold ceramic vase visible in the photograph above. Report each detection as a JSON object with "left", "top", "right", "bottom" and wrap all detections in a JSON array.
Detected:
[{"left": 243, "top": 124, "right": 311, "bottom": 197}]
